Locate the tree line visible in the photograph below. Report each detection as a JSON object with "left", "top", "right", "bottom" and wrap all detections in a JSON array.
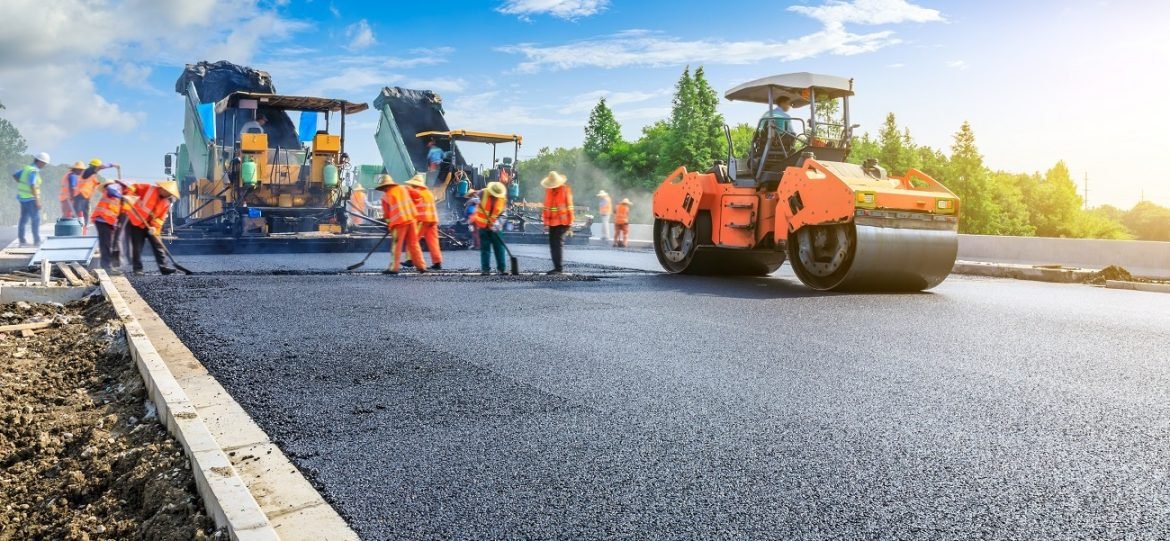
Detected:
[{"left": 517, "top": 67, "right": 1170, "bottom": 241}]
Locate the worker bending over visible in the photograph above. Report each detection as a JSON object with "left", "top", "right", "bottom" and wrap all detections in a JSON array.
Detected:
[
  {"left": 471, "top": 181, "right": 508, "bottom": 275},
  {"left": 541, "top": 171, "right": 574, "bottom": 275},
  {"left": 405, "top": 173, "right": 442, "bottom": 270},
  {"left": 376, "top": 175, "right": 427, "bottom": 275},
  {"left": 123, "top": 180, "right": 179, "bottom": 275},
  {"left": 614, "top": 198, "right": 631, "bottom": 247},
  {"left": 91, "top": 177, "right": 128, "bottom": 274}
]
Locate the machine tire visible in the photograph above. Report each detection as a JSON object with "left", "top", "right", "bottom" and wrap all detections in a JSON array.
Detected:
[
  {"left": 654, "top": 218, "right": 700, "bottom": 274},
  {"left": 787, "top": 223, "right": 856, "bottom": 290}
]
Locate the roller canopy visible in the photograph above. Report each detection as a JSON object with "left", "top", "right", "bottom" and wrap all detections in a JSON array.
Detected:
[
  {"left": 215, "top": 92, "right": 369, "bottom": 114},
  {"left": 724, "top": 73, "right": 854, "bottom": 107},
  {"left": 416, "top": 130, "right": 523, "bottom": 145}
]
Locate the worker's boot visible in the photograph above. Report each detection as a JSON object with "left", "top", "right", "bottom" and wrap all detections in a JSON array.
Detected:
[
  {"left": 429, "top": 263, "right": 442, "bottom": 270},
  {"left": 159, "top": 267, "right": 177, "bottom": 276},
  {"left": 546, "top": 269, "right": 563, "bottom": 275}
]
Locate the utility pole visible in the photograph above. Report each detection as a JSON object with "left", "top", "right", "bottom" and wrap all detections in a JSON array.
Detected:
[{"left": 1083, "top": 172, "right": 1088, "bottom": 210}]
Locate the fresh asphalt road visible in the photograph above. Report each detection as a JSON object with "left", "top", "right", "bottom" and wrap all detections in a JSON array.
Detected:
[{"left": 130, "top": 246, "right": 1170, "bottom": 540}]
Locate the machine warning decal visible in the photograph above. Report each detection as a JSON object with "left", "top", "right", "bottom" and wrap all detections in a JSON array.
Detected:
[{"left": 682, "top": 194, "right": 695, "bottom": 213}]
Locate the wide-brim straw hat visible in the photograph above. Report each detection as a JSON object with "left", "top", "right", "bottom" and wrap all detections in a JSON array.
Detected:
[
  {"left": 157, "top": 180, "right": 179, "bottom": 197},
  {"left": 485, "top": 181, "right": 507, "bottom": 199},
  {"left": 375, "top": 174, "right": 397, "bottom": 191},
  {"left": 405, "top": 173, "right": 427, "bottom": 188},
  {"left": 540, "top": 171, "right": 567, "bottom": 189},
  {"left": 620, "top": 198, "right": 631, "bottom": 205},
  {"left": 596, "top": 190, "right": 609, "bottom": 197},
  {"left": 70, "top": 161, "right": 86, "bottom": 170}
]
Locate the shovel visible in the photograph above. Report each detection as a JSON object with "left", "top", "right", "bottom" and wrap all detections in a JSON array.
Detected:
[
  {"left": 347, "top": 230, "right": 390, "bottom": 271},
  {"left": 489, "top": 230, "right": 519, "bottom": 275}
]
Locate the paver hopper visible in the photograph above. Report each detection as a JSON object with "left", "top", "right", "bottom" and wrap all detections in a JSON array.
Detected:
[{"left": 652, "top": 73, "right": 960, "bottom": 291}]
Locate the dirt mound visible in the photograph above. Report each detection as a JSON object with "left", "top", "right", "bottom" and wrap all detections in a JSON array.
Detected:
[
  {"left": 1084, "top": 265, "right": 1134, "bottom": 285},
  {"left": 0, "top": 296, "right": 220, "bottom": 540}
]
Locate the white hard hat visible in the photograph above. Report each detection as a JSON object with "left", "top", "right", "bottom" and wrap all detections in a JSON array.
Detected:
[{"left": 35, "top": 152, "right": 51, "bottom": 164}]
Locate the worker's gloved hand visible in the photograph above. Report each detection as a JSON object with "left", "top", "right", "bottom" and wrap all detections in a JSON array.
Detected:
[
  {"left": 122, "top": 195, "right": 139, "bottom": 205},
  {"left": 151, "top": 225, "right": 162, "bottom": 236}
]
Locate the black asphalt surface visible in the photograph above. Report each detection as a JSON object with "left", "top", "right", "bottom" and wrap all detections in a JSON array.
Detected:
[{"left": 130, "top": 248, "right": 1170, "bottom": 540}]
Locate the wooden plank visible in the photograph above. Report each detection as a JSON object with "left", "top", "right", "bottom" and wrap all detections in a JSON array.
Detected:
[
  {"left": 56, "top": 262, "right": 84, "bottom": 287},
  {"left": 0, "top": 321, "right": 53, "bottom": 333},
  {"left": 10, "top": 271, "right": 40, "bottom": 279},
  {"left": 69, "top": 262, "right": 95, "bottom": 283}
]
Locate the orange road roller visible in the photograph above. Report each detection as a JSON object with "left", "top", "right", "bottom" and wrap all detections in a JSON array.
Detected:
[{"left": 652, "top": 73, "right": 959, "bottom": 291}]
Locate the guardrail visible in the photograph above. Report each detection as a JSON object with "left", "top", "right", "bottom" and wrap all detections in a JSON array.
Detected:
[{"left": 597, "top": 225, "right": 1170, "bottom": 278}]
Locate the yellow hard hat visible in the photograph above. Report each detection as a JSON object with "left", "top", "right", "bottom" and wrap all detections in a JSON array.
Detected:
[{"left": 89, "top": 158, "right": 103, "bottom": 167}]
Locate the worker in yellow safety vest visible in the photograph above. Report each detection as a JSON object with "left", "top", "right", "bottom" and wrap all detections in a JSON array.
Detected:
[
  {"left": 376, "top": 175, "right": 427, "bottom": 275},
  {"left": 405, "top": 173, "right": 443, "bottom": 270},
  {"left": 13, "top": 152, "right": 50, "bottom": 246},
  {"left": 542, "top": 171, "right": 574, "bottom": 274},
  {"left": 75, "top": 158, "right": 117, "bottom": 234}
]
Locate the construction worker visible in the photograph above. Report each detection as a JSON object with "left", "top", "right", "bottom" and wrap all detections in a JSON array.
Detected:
[
  {"left": 375, "top": 174, "right": 426, "bottom": 275},
  {"left": 471, "top": 181, "right": 508, "bottom": 275},
  {"left": 59, "top": 162, "right": 85, "bottom": 219},
  {"left": 614, "top": 198, "right": 631, "bottom": 248},
  {"left": 541, "top": 171, "right": 574, "bottom": 275},
  {"left": 77, "top": 159, "right": 116, "bottom": 234},
  {"left": 405, "top": 173, "right": 442, "bottom": 270},
  {"left": 596, "top": 190, "right": 612, "bottom": 241},
  {"left": 347, "top": 183, "right": 369, "bottom": 226},
  {"left": 123, "top": 180, "right": 179, "bottom": 275},
  {"left": 426, "top": 140, "right": 443, "bottom": 172},
  {"left": 464, "top": 196, "right": 480, "bottom": 249},
  {"left": 91, "top": 177, "right": 128, "bottom": 274},
  {"left": 12, "top": 152, "right": 50, "bottom": 247},
  {"left": 763, "top": 95, "right": 793, "bottom": 135}
]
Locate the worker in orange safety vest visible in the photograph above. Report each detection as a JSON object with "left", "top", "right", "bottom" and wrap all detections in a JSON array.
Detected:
[
  {"left": 613, "top": 198, "right": 631, "bottom": 248},
  {"left": 405, "top": 173, "right": 443, "bottom": 270},
  {"left": 541, "top": 171, "right": 574, "bottom": 274},
  {"left": 375, "top": 175, "right": 427, "bottom": 275},
  {"left": 91, "top": 177, "right": 130, "bottom": 274},
  {"left": 470, "top": 181, "right": 508, "bottom": 275},
  {"left": 75, "top": 158, "right": 118, "bottom": 234},
  {"left": 59, "top": 162, "right": 85, "bottom": 219},
  {"left": 123, "top": 180, "right": 178, "bottom": 275}
]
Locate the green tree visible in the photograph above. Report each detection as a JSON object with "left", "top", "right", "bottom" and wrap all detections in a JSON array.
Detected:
[
  {"left": 846, "top": 132, "right": 880, "bottom": 165},
  {"left": 728, "top": 123, "right": 754, "bottom": 159},
  {"left": 946, "top": 121, "right": 1000, "bottom": 234},
  {"left": 987, "top": 172, "right": 1036, "bottom": 236},
  {"left": 0, "top": 100, "right": 28, "bottom": 166},
  {"left": 1021, "top": 161, "right": 1084, "bottom": 237},
  {"left": 1122, "top": 201, "right": 1170, "bottom": 241},
  {"left": 583, "top": 98, "right": 622, "bottom": 160},
  {"left": 664, "top": 66, "right": 725, "bottom": 175},
  {"left": 877, "top": 113, "right": 914, "bottom": 175}
]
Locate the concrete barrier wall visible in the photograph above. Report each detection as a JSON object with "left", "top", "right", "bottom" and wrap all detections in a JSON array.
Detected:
[
  {"left": 956, "top": 235, "right": 1170, "bottom": 278},
  {"left": 596, "top": 224, "right": 1170, "bottom": 278}
]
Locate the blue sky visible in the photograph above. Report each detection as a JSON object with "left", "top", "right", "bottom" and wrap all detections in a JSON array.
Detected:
[{"left": 2, "top": 0, "right": 1168, "bottom": 207}]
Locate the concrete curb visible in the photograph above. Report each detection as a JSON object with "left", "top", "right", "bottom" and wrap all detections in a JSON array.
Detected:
[
  {"left": 101, "top": 271, "right": 359, "bottom": 541},
  {"left": 1105, "top": 280, "right": 1170, "bottom": 294},
  {"left": 951, "top": 261, "right": 1094, "bottom": 283},
  {"left": 97, "top": 270, "right": 280, "bottom": 540}
]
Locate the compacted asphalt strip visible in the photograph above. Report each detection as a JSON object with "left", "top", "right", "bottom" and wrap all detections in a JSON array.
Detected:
[{"left": 129, "top": 247, "right": 1170, "bottom": 540}]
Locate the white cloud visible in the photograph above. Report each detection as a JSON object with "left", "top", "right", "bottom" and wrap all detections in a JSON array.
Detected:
[
  {"left": 346, "top": 19, "right": 376, "bottom": 51},
  {"left": 500, "top": 26, "right": 900, "bottom": 72},
  {"left": 497, "top": 0, "right": 609, "bottom": 20},
  {"left": 559, "top": 88, "right": 672, "bottom": 114},
  {"left": 329, "top": 2, "right": 340, "bottom": 17},
  {"left": 788, "top": 0, "right": 944, "bottom": 26},
  {"left": 946, "top": 59, "right": 968, "bottom": 70},
  {"left": 499, "top": 0, "right": 943, "bottom": 71},
  {"left": 887, "top": 63, "right": 906, "bottom": 68},
  {"left": 0, "top": 0, "right": 306, "bottom": 151},
  {"left": 384, "top": 47, "right": 455, "bottom": 69}
]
